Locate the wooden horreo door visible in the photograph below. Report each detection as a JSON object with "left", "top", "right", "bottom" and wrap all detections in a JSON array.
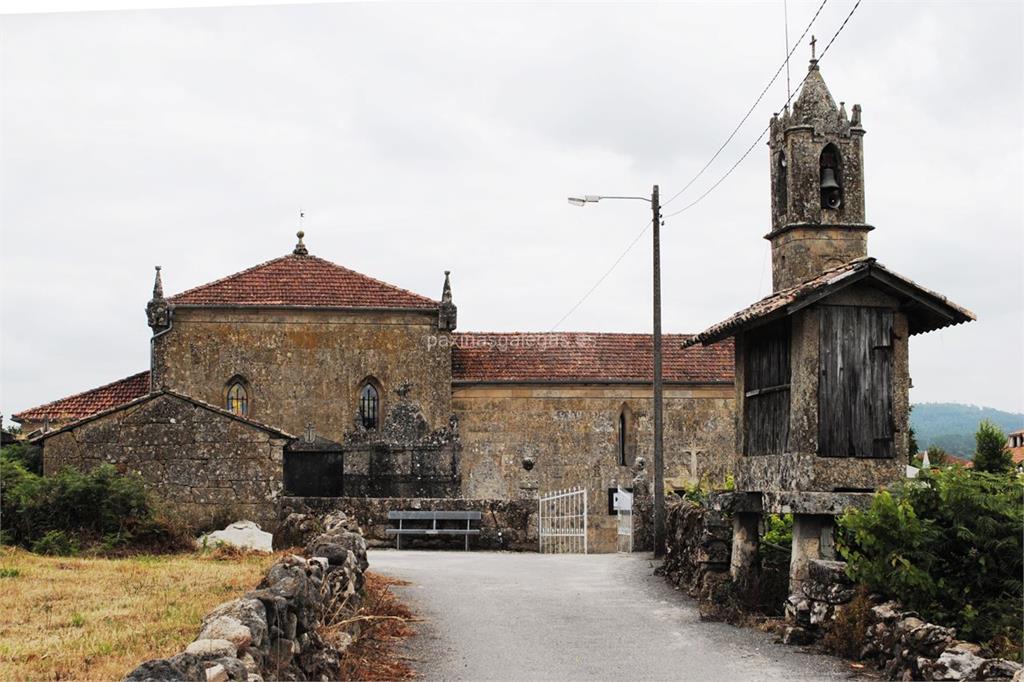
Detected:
[{"left": 818, "top": 306, "right": 894, "bottom": 458}]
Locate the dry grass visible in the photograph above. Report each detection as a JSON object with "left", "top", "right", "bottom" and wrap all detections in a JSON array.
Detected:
[
  {"left": 0, "top": 546, "right": 276, "bottom": 681},
  {"left": 336, "top": 572, "right": 418, "bottom": 681}
]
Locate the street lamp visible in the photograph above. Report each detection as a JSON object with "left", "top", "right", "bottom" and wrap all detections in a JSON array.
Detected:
[{"left": 568, "top": 185, "right": 666, "bottom": 558}]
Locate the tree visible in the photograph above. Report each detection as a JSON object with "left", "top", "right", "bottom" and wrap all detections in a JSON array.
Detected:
[
  {"left": 925, "top": 445, "right": 948, "bottom": 468},
  {"left": 973, "top": 420, "right": 1013, "bottom": 474}
]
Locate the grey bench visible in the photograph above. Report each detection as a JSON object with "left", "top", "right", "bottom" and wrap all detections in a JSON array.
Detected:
[{"left": 386, "top": 510, "right": 482, "bottom": 550}]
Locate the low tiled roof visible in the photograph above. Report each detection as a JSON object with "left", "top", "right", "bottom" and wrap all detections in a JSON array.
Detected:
[
  {"left": 451, "top": 332, "right": 733, "bottom": 384},
  {"left": 12, "top": 372, "right": 150, "bottom": 424},
  {"left": 30, "top": 388, "right": 296, "bottom": 443},
  {"left": 168, "top": 254, "right": 438, "bottom": 310},
  {"left": 684, "top": 257, "right": 976, "bottom": 347}
]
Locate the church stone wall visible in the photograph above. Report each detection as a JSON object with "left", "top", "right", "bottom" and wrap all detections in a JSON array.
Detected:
[
  {"left": 452, "top": 384, "right": 736, "bottom": 552},
  {"left": 153, "top": 307, "right": 453, "bottom": 444},
  {"left": 40, "top": 393, "right": 288, "bottom": 529}
]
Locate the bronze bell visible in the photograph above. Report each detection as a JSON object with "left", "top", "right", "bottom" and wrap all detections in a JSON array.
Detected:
[{"left": 820, "top": 167, "right": 842, "bottom": 208}]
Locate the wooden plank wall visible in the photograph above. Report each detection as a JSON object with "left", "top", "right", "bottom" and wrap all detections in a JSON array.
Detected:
[
  {"left": 818, "top": 306, "right": 894, "bottom": 458},
  {"left": 743, "top": 320, "right": 791, "bottom": 455}
]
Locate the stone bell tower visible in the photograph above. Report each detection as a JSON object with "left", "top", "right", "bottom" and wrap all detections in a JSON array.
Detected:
[{"left": 767, "top": 56, "right": 869, "bottom": 290}]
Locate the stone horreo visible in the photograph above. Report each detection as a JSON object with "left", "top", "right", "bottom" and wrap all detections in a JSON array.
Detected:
[{"left": 14, "top": 60, "right": 973, "bottom": 556}]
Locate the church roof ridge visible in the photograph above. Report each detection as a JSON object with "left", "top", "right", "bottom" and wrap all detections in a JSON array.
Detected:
[{"left": 167, "top": 251, "right": 438, "bottom": 310}]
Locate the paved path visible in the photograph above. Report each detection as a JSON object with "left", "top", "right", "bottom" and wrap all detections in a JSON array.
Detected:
[{"left": 368, "top": 550, "right": 859, "bottom": 682}]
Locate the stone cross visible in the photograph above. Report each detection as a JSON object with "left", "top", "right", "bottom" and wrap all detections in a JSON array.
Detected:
[{"left": 810, "top": 35, "right": 817, "bottom": 60}]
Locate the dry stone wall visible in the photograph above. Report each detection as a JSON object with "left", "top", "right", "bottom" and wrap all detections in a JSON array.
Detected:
[
  {"left": 125, "top": 512, "right": 368, "bottom": 682},
  {"left": 785, "top": 559, "right": 1023, "bottom": 681}
]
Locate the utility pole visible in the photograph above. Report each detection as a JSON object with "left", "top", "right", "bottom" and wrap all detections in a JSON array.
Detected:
[
  {"left": 566, "top": 186, "right": 667, "bottom": 558},
  {"left": 651, "top": 184, "right": 665, "bottom": 558}
]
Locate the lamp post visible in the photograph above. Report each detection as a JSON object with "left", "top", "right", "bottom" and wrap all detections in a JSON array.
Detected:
[{"left": 567, "top": 186, "right": 665, "bottom": 557}]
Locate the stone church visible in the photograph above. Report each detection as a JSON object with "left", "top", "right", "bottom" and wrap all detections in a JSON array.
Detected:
[
  {"left": 15, "top": 59, "right": 971, "bottom": 553},
  {"left": 16, "top": 233, "right": 735, "bottom": 551}
]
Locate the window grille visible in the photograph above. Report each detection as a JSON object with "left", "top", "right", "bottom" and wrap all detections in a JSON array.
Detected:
[{"left": 359, "top": 383, "right": 379, "bottom": 429}]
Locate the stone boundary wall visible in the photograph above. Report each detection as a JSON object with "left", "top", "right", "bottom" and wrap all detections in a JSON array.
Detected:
[
  {"left": 280, "top": 496, "right": 537, "bottom": 551},
  {"left": 660, "top": 497, "right": 1022, "bottom": 680},
  {"left": 787, "top": 559, "right": 1022, "bottom": 681},
  {"left": 124, "top": 512, "right": 368, "bottom": 682},
  {"left": 659, "top": 494, "right": 733, "bottom": 614}
]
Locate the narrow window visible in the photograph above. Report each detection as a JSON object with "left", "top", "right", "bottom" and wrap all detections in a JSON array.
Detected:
[
  {"left": 618, "top": 412, "right": 627, "bottom": 466},
  {"left": 226, "top": 380, "right": 248, "bottom": 417},
  {"left": 774, "top": 150, "right": 788, "bottom": 215},
  {"left": 359, "top": 383, "right": 379, "bottom": 429}
]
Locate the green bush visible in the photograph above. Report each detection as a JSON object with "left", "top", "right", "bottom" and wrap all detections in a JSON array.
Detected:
[
  {"left": 0, "top": 456, "right": 188, "bottom": 554},
  {"left": 838, "top": 467, "right": 1023, "bottom": 654},
  {"left": 0, "top": 441, "right": 42, "bottom": 474},
  {"left": 31, "top": 530, "right": 80, "bottom": 556},
  {"left": 973, "top": 420, "right": 1013, "bottom": 474}
]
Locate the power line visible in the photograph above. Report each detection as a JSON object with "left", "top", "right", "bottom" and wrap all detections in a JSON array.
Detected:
[
  {"left": 549, "top": 218, "right": 651, "bottom": 331},
  {"left": 661, "top": 0, "right": 829, "bottom": 208},
  {"left": 548, "top": 0, "right": 863, "bottom": 330},
  {"left": 664, "top": 0, "right": 862, "bottom": 220}
]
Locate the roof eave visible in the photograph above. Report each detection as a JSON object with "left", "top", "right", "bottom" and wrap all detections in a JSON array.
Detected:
[{"left": 683, "top": 262, "right": 975, "bottom": 347}]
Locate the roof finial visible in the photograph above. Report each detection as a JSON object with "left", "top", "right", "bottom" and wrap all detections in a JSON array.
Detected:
[
  {"left": 810, "top": 34, "right": 817, "bottom": 60},
  {"left": 152, "top": 265, "right": 164, "bottom": 298},
  {"left": 294, "top": 230, "right": 308, "bottom": 256}
]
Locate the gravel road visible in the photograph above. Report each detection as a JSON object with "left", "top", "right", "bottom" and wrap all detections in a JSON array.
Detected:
[{"left": 368, "top": 549, "right": 861, "bottom": 682}]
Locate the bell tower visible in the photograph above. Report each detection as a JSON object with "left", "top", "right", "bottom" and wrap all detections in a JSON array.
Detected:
[{"left": 767, "top": 54, "right": 870, "bottom": 291}]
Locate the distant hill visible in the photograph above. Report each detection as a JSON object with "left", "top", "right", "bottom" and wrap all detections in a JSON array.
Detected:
[{"left": 910, "top": 403, "right": 1024, "bottom": 457}]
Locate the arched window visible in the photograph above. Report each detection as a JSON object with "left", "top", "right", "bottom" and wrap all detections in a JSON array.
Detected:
[
  {"left": 225, "top": 379, "right": 249, "bottom": 417},
  {"left": 618, "top": 412, "right": 627, "bottom": 466},
  {"left": 819, "top": 143, "right": 843, "bottom": 209},
  {"left": 359, "top": 382, "right": 379, "bottom": 429}
]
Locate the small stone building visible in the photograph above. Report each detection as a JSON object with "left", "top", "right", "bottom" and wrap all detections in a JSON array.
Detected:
[
  {"left": 685, "top": 58, "right": 973, "bottom": 589},
  {"left": 18, "top": 236, "right": 734, "bottom": 550}
]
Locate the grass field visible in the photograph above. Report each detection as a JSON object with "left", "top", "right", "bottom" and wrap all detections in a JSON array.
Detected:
[{"left": 0, "top": 547, "right": 276, "bottom": 681}]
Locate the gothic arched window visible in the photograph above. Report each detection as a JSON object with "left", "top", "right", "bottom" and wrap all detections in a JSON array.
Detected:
[
  {"left": 359, "top": 382, "right": 380, "bottom": 430},
  {"left": 225, "top": 379, "right": 249, "bottom": 417}
]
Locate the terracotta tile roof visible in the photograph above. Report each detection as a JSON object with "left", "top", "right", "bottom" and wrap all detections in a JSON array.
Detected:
[
  {"left": 168, "top": 254, "right": 438, "bottom": 310},
  {"left": 684, "top": 257, "right": 975, "bottom": 347},
  {"left": 12, "top": 371, "right": 150, "bottom": 424},
  {"left": 29, "top": 388, "right": 296, "bottom": 443},
  {"left": 451, "top": 332, "right": 733, "bottom": 384}
]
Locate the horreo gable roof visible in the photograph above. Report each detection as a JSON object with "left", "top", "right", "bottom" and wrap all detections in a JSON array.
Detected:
[
  {"left": 684, "top": 257, "right": 975, "bottom": 347},
  {"left": 168, "top": 253, "right": 438, "bottom": 310}
]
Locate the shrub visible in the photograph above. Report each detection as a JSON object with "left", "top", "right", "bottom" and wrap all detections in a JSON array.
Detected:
[
  {"left": 0, "top": 441, "right": 42, "bottom": 475},
  {"left": 838, "top": 467, "right": 1023, "bottom": 653},
  {"left": 0, "top": 457, "right": 190, "bottom": 554},
  {"left": 973, "top": 420, "right": 1013, "bottom": 474},
  {"left": 31, "top": 530, "right": 80, "bottom": 556}
]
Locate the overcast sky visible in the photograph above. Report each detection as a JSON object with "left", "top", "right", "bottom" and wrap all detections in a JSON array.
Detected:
[{"left": 1, "top": 1, "right": 1021, "bottom": 425}]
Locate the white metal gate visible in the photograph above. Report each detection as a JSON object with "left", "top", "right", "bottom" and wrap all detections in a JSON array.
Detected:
[
  {"left": 615, "top": 486, "right": 633, "bottom": 553},
  {"left": 538, "top": 487, "right": 588, "bottom": 554}
]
